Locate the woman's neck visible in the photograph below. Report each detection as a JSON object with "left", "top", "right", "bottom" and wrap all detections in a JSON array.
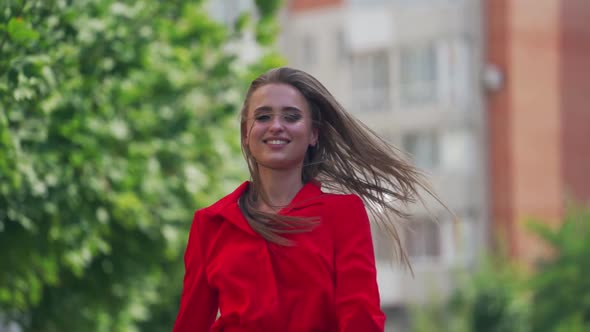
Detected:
[{"left": 255, "top": 167, "right": 304, "bottom": 213}]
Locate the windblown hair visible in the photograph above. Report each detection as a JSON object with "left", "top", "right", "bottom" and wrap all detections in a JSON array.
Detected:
[{"left": 239, "top": 67, "right": 439, "bottom": 269}]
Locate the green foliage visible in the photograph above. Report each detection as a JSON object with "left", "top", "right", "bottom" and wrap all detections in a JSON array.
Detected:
[
  {"left": 411, "top": 259, "right": 529, "bottom": 332},
  {"left": 0, "top": 0, "right": 284, "bottom": 331},
  {"left": 527, "top": 208, "right": 590, "bottom": 332},
  {"left": 411, "top": 207, "right": 590, "bottom": 332}
]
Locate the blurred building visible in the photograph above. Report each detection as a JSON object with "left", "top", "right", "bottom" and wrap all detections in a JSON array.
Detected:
[
  {"left": 486, "top": 0, "right": 590, "bottom": 264},
  {"left": 209, "top": 0, "right": 590, "bottom": 330},
  {"left": 279, "top": 0, "right": 590, "bottom": 330},
  {"left": 278, "top": 0, "right": 487, "bottom": 330}
]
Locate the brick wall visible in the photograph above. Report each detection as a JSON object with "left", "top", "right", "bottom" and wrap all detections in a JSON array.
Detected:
[
  {"left": 486, "top": 0, "right": 517, "bottom": 255},
  {"left": 561, "top": 0, "right": 590, "bottom": 204},
  {"left": 486, "top": 0, "right": 590, "bottom": 263},
  {"left": 509, "top": 0, "right": 563, "bottom": 262}
]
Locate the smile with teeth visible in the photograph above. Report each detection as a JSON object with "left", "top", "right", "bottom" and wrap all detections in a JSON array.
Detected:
[{"left": 265, "top": 139, "right": 289, "bottom": 145}]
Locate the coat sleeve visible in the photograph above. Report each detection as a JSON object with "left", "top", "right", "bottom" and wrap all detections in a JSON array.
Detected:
[
  {"left": 173, "top": 210, "right": 218, "bottom": 332},
  {"left": 333, "top": 195, "right": 386, "bottom": 332}
]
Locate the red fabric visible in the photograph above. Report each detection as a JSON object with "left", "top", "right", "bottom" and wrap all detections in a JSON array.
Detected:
[{"left": 173, "top": 181, "right": 385, "bottom": 332}]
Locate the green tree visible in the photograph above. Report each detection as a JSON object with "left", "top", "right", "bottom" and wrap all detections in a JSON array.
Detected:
[
  {"left": 0, "top": 0, "right": 283, "bottom": 331},
  {"left": 411, "top": 258, "right": 529, "bottom": 332},
  {"left": 528, "top": 207, "right": 590, "bottom": 332},
  {"left": 410, "top": 207, "right": 590, "bottom": 332}
]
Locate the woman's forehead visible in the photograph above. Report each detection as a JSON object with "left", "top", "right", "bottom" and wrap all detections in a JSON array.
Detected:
[{"left": 247, "top": 83, "right": 309, "bottom": 113}]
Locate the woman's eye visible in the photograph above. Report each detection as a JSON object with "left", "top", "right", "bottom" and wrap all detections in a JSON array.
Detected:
[
  {"left": 255, "top": 115, "right": 271, "bottom": 122},
  {"left": 284, "top": 114, "right": 301, "bottom": 122}
]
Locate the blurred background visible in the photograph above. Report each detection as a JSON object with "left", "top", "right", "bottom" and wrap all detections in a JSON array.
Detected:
[{"left": 0, "top": 0, "right": 588, "bottom": 331}]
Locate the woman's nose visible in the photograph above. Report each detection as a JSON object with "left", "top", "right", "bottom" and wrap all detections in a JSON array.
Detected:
[{"left": 269, "top": 116, "right": 284, "bottom": 132}]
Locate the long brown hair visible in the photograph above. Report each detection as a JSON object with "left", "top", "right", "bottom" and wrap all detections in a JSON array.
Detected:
[{"left": 239, "top": 67, "right": 439, "bottom": 268}]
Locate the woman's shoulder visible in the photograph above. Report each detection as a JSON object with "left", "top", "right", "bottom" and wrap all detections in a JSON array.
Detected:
[
  {"left": 188, "top": 182, "right": 250, "bottom": 241},
  {"left": 319, "top": 191, "right": 364, "bottom": 207},
  {"left": 316, "top": 192, "right": 367, "bottom": 223},
  {"left": 319, "top": 192, "right": 370, "bottom": 238},
  {"left": 196, "top": 181, "right": 249, "bottom": 216}
]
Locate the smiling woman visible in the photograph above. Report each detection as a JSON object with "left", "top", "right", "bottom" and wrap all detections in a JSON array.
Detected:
[
  {"left": 244, "top": 83, "right": 318, "bottom": 183},
  {"left": 172, "top": 67, "right": 435, "bottom": 332}
]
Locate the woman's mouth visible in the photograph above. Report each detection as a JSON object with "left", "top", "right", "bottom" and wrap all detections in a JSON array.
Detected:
[{"left": 265, "top": 139, "right": 290, "bottom": 145}]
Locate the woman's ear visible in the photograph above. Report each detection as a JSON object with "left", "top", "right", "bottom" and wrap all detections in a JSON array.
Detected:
[{"left": 310, "top": 128, "right": 319, "bottom": 147}]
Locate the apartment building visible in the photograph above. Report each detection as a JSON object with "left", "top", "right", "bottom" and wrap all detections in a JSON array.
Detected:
[
  {"left": 187, "top": 0, "right": 590, "bottom": 329},
  {"left": 278, "top": 0, "right": 487, "bottom": 329},
  {"left": 486, "top": 0, "right": 590, "bottom": 263}
]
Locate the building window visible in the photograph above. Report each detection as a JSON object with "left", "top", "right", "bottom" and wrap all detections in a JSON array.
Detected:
[
  {"left": 441, "top": 130, "right": 475, "bottom": 173},
  {"left": 404, "top": 218, "right": 440, "bottom": 259},
  {"left": 453, "top": 216, "right": 477, "bottom": 263},
  {"left": 336, "top": 30, "right": 348, "bottom": 62},
  {"left": 373, "top": 225, "right": 395, "bottom": 261},
  {"left": 400, "top": 44, "right": 437, "bottom": 105},
  {"left": 352, "top": 51, "right": 390, "bottom": 112},
  {"left": 349, "top": 0, "right": 391, "bottom": 6},
  {"left": 301, "top": 35, "right": 316, "bottom": 66},
  {"left": 402, "top": 131, "right": 440, "bottom": 169}
]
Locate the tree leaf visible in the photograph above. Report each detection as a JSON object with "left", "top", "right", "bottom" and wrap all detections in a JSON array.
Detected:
[{"left": 7, "top": 18, "right": 39, "bottom": 43}]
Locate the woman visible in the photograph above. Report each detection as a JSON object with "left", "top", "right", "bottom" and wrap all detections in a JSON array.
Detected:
[{"left": 173, "top": 67, "right": 431, "bottom": 331}]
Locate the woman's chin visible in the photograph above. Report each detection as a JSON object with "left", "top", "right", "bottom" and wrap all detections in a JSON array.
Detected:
[{"left": 257, "top": 159, "right": 304, "bottom": 172}]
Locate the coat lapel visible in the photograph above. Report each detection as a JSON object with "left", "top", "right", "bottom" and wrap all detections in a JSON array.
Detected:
[
  {"left": 205, "top": 180, "right": 326, "bottom": 236},
  {"left": 205, "top": 181, "right": 258, "bottom": 236},
  {"left": 278, "top": 180, "right": 325, "bottom": 215}
]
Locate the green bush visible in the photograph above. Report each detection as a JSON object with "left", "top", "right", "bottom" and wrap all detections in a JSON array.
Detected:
[
  {"left": 411, "top": 258, "right": 529, "bottom": 332},
  {"left": 0, "top": 0, "right": 283, "bottom": 331},
  {"left": 528, "top": 207, "right": 590, "bottom": 332},
  {"left": 411, "top": 207, "right": 590, "bottom": 332}
]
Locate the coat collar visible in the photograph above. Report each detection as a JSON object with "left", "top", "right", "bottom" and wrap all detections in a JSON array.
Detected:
[{"left": 204, "top": 180, "right": 325, "bottom": 236}]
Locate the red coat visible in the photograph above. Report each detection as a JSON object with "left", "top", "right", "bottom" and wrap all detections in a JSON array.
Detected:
[{"left": 173, "top": 181, "right": 385, "bottom": 332}]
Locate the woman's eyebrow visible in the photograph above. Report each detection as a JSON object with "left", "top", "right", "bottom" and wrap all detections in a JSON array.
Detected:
[
  {"left": 282, "top": 106, "right": 303, "bottom": 113},
  {"left": 253, "top": 106, "right": 303, "bottom": 113}
]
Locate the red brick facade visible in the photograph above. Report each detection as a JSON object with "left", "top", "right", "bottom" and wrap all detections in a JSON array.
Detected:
[
  {"left": 561, "top": 0, "right": 590, "bottom": 204},
  {"left": 486, "top": 0, "right": 590, "bottom": 263},
  {"left": 486, "top": 0, "right": 516, "bottom": 255}
]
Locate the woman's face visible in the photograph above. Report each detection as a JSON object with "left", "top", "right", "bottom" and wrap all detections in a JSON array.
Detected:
[{"left": 244, "top": 83, "right": 318, "bottom": 172}]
